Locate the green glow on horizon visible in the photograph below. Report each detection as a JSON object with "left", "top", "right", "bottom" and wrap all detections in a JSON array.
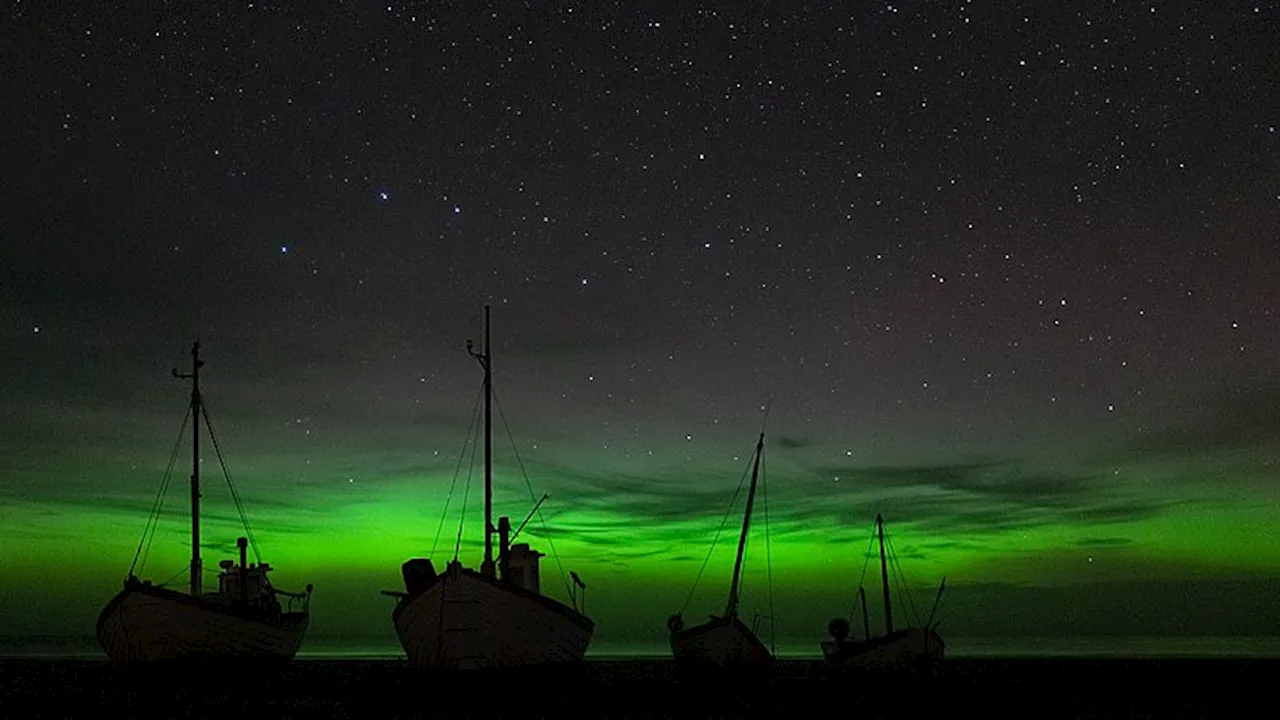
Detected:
[
  {"left": 4, "top": 377, "right": 1279, "bottom": 645},
  {"left": 7, "top": 458, "right": 1277, "bottom": 586}
]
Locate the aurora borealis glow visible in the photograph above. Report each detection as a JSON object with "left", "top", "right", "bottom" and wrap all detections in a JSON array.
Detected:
[{"left": 2, "top": 3, "right": 1278, "bottom": 655}]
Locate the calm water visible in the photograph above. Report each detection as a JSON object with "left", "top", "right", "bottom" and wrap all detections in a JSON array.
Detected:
[{"left": 4, "top": 634, "right": 1278, "bottom": 659}]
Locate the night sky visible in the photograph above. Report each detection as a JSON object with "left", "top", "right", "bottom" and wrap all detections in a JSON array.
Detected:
[{"left": 3, "top": 3, "right": 1278, "bottom": 653}]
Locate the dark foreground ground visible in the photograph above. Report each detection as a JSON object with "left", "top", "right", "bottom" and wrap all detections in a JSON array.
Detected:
[{"left": 2, "top": 657, "right": 1274, "bottom": 718}]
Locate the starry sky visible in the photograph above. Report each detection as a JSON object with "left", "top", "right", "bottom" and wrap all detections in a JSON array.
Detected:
[{"left": 2, "top": 2, "right": 1278, "bottom": 654}]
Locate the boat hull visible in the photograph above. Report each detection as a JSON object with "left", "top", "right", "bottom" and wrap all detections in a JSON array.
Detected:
[
  {"left": 96, "top": 581, "right": 309, "bottom": 667},
  {"left": 670, "top": 614, "right": 772, "bottom": 668},
  {"left": 392, "top": 563, "right": 594, "bottom": 669},
  {"left": 821, "top": 625, "right": 945, "bottom": 672}
]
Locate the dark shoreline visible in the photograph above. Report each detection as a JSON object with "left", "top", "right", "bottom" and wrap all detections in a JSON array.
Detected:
[{"left": 3, "top": 657, "right": 1275, "bottom": 717}]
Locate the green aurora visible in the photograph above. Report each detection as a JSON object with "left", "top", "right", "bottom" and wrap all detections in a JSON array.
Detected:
[
  {"left": 4, "top": 336, "right": 1278, "bottom": 654},
  {"left": 4, "top": 0, "right": 1279, "bottom": 661}
]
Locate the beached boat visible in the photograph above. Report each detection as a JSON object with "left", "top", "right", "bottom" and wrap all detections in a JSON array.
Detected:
[
  {"left": 383, "top": 306, "right": 594, "bottom": 669},
  {"left": 667, "top": 432, "right": 773, "bottom": 668},
  {"left": 820, "top": 513, "right": 945, "bottom": 672},
  {"left": 96, "top": 342, "right": 312, "bottom": 667}
]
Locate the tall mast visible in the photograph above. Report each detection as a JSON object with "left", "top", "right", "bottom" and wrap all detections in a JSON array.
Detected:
[
  {"left": 469, "top": 305, "right": 495, "bottom": 577},
  {"left": 859, "top": 585, "right": 871, "bottom": 641},
  {"left": 483, "top": 305, "right": 493, "bottom": 576},
  {"left": 173, "top": 342, "right": 204, "bottom": 597},
  {"left": 877, "top": 513, "right": 893, "bottom": 634},
  {"left": 726, "top": 432, "right": 765, "bottom": 618}
]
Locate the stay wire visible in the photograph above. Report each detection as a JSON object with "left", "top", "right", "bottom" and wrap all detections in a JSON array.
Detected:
[
  {"left": 453, "top": 409, "right": 481, "bottom": 563},
  {"left": 130, "top": 402, "right": 191, "bottom": 578},
  {"left": 885, "top": 528, "right": 922, "bottom": 625},
  {"left": 200, "top": 402, "right": 261, "bottom": 564},
  {"left": 847, "top": 525, "right": 878, "bottom": 623},
  {"left": 680, "top": 446, "right": 754, "bottom": 615},
  {"left": 432, "top": 383, "right": 483, "bottom": 558},
  {"left": 492, "top": 388, "right": 572, "bottom": 599},
  {"left": 761, "top": 444, "right": 776, "bottom": 654}
]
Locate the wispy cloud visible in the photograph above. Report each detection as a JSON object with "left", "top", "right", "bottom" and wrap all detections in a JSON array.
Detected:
[{"left": 1114, "top": 383, "right": 1280, "bottom": 460}]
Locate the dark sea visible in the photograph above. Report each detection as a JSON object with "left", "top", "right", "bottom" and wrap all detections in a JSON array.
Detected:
[{"left": 2, "top": 636, "right": 1277, "bottom": 718}]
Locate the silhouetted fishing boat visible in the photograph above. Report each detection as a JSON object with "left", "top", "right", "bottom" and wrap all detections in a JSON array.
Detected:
[
  {"left": 382, "top": 306, "right": 594, "bottom": 669},
  {"left": 96, "top": 342, "right": 312, "bottom": 667},
  {"left": 667, "top": 432, "right": 773, "bottom": 668},
  {"left": 821, "top": 513, "right": 945, "bottom": 672}
]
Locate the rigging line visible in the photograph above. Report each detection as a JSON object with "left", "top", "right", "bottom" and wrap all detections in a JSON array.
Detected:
[
  {"left": 898, "top": 549, "right": 922, "bottom": 625},
  {"left": 681, "top": 446, "right": 753, "bottom": 615},
  {"left": 754, "top": 405, "right": 774, "bottom": 650},
  {"left": 453, "top": 399, "right": 482, "bottom": 562},
  {"left": 453, "top": 379, "right": 486, "bottom": 558},
  {"left": 885, "top": 528, "right": 922, "bottom": 625},
  {"left": 761, "top": 445, "right": 776, "bottom": 654},
  {"left": 138, "top": 399, "right": 191, "bottom": 553},
  {"left": 848, "top": 522, "right": 878, "bottom": 623},
  {"left": 885, "top": 527, "right": 916, "bottom": 622},
  {"left": 200, "top": 403, "right": 261, "bottom": 564},
  {"left": 137, "top": 399, "right": 193, "bottom": 575},
  {"left": 492, "top": 387, "right": 571, "bottom": 598},
  {"left": 156, "top": 564, "right": 190, "bottom": 589},
  {"left": 887, "top": 533, "right": 918, "bottom": 625},
  {"left": 136, "top": 464, "right": 175, "bottom": 579},
  {"left": 132, "top": 402, "right": 191, "bottom": 577},
  {"left": 431, "top": 384, "right": 484, "bottom": 558}
]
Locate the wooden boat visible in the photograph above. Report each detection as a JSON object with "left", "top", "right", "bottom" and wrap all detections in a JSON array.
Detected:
[
  {"left": 96, "top": 342, "right": 312, "bottom": 667},
  {"left": 820, "top": 513, "right": 945, "bottom": 673},
  {"left": 667, "top": 432, "right": 773, "bottom": 668},
  {"left": 383, "top": 306, "right": 594, "bottom": 669}
]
